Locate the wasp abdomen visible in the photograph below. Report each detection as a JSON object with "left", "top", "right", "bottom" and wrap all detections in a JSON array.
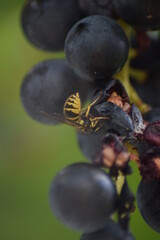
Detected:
[{"left": 63, "top": 92, "right": 81, "bottom": 120}]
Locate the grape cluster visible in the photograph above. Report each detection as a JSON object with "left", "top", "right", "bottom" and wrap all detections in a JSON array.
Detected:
[{"left": 20, "top": 0, "right": 160, "bottom": 239}]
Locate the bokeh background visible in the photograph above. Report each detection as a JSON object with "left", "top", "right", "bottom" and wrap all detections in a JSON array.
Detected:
[{"left": 0, "top": 1, "right": 159, "bottom": 239}]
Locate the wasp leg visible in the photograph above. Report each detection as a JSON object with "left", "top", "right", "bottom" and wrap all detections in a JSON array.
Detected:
[
  {"left": 95, "top": 125, "right": 102, "bottom": 132},
  {"left": 85, "top": 91, "right": 104, "bottom": 117},
  {"left": 90, "top": 116, "right": 110, "bottom": 121},
  {"left": 89, "top": 120, "right": 102, "bottom": 132},
  {"left": 90, "top": 119, "right": 98, "bottom": 128},
  {"left": 90, "top": 116, "right": 110, "bottom": 129}
]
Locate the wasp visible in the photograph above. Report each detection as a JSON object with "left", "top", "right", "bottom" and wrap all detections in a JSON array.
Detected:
[
  {"left": 41, "top": 92, "right": 109, "bottom": 133},
  {"left": 41, "top": 90, "right": 110, "bottom": 133},
  {"left": 62, "top": 92, "right": 110, "bottom": 133},
  {"left": 41, "top": 79, "right": 134, "bottom": 135}
]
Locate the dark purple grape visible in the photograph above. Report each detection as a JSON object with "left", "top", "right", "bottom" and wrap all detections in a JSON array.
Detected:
[
  {"left": 65, "top": 15, "right": 129, "bottom": 81},
  {"left": 20, "top": 59, "right": 92, "bottom": 124},
  {"left": 78, "top": 0, "right": 115, "bottom": 18},
  {"left": 131, "top": 62, "right": 160, "bottom": 108},
  {"left": 130, "top": 36, "right": 160, "bottom": 108},
  {"left": 131, "top": 36, "right": 160, "bottom": 71},
  {"left": 143, "top": 107, "right": 160, "bottom": 123},
  {"left": 80, "top": 220, "right": 127, "bottom": 240},
  {"left": 49, "top": 162, "right": 118, "bottom": 232},
  {"left": 77, "top": 131, "right": 104, "bottom": 161},
  {"left": 137, "top": 179, "right": 160, "bottom": 232},
  {"left": 126, "top": 232, "right": 135, "bottom": 240},
  {"left": 135, "top": 141, "right": 152, "bottom": 157},
  {"left": 21, "top": 0, "right": 82, "bottom": 51},
  {"left": 113, "top": 0, "right": 160, "bottom": 30}
]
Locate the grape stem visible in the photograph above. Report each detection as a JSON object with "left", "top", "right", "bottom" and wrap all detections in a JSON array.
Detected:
[
  {"left": 117, "top": 178, "right": 135, "bottom": 233},
  {"left": 114, "top": 20, "right": 151, "bottom": 114},
  {"left": 115, "top": 170, "right": 125, "bottom": 195}
]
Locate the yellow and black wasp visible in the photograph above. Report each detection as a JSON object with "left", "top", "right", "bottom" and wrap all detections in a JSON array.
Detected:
[
  {"left": 61, "top": 91, "right": 110, "bottom": 133},
  {"left": 61, "top": 79, "right": 133, "bottom": 134},
  {"left": 40, "top": 90, "right": 109, "bottom": 133},
  {"left": 41, "top": 79, "right": 133, "bottom": 135}
]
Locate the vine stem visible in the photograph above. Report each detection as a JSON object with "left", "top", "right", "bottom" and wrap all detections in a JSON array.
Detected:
[
  {"left": 117, "top": 179, "right": 135, "bottom": 233},
  {"left": 114, "top": 20, "right": 151, "bottom": 114},
  {"left": 115, "top": 170, "right": 125, "bottom": 195}
]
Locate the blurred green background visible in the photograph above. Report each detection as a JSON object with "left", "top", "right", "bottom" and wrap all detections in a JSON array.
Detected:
[{"left": 0, "top": 1, "right": 159, "bottom": 239}]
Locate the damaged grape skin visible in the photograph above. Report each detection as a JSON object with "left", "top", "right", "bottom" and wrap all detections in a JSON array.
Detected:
[
  {"left": 143, "top": 121, "right": 160, "bottom": 147},
  {"left": 93, "top": 79, "right": 130, "bottom": 106},
  {"left": 139, "top": 147, "right": 160, "bottom": 181},
  {"left": 100, "top": 133, "right": 130, "bottom": 170},
  {"left": 77, "top": 131, "right": 104, "bottom": 162},
  {"left": 130, "top": 104, "right": 145, "bottom": 134},
  {"left": 91, "top": 79, "right": 145, "bottom": 137}
]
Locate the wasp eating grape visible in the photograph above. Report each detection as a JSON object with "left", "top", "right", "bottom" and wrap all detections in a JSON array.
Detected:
[
  {"left": 61, "top": 91, "right": 110, "bottom": 133},
  {"left": 41, "top": 91, "right": 110, "bottom": 133},
  {"left": 41, "top": 79, "right": 135, "bottom": 136}
]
